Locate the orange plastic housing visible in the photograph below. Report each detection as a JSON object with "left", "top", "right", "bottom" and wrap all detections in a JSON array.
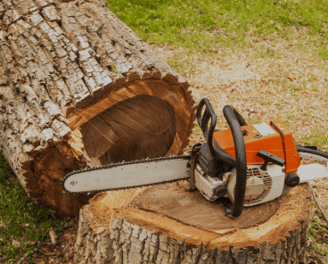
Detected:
[{"left": 213, "top": 121, "right": 300, "bottom": 174}]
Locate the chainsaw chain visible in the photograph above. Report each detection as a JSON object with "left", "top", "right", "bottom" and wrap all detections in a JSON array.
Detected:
[{"left": 61, "top": 155, "right": 192, "bottom": 195}]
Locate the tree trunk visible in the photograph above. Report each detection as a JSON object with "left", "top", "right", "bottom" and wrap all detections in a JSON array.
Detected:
[
  {"left": 74, "top": 182, "right": 312, "bottom": 264},
  {"left": 0, "top": 0, "right": 195, "bottom": 216}
]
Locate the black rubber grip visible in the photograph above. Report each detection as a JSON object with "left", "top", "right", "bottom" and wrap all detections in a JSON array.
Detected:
[
  {"left": 231, "top": 107, "right": 248, "bottom": 127},
  {"left": 223, "top": 105, "right": 247, "bottom": 218},
  {"left": 196, "top": 98, "right": 217, "bottom": 143},
  {"left": 197, "top": 99, "right": 237, "bottom": 168}
]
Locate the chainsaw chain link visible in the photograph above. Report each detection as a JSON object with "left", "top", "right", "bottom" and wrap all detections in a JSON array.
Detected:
[{"left": 61, "top": 155, "right": 191, "bottom": 195}]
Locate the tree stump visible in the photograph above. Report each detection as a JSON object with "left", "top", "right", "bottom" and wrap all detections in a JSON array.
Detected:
[
  {"left": 0, "top": 0, "right": 195, "bottom": 216},
  {"left": 74, "top": 182, "right": 312, "bottom": 264}
]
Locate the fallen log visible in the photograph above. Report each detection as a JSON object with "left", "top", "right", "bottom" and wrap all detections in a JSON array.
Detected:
[
  {"left": 74, "top": 182, "right": 312, "bottom": 264},
  {"left": 0, "top": 0, "right": 195, "bottom": 216}
]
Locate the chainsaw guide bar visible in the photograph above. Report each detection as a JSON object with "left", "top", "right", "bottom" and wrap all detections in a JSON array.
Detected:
[{"left": 61, "top": 155, "right": 191, "bottom": 194}]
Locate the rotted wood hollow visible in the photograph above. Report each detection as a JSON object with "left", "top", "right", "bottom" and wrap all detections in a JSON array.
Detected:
[
  {"left": 0, "top": 0, "right": 195, "bottom": 216},
  {"left": 74, "top": 183, "right": 312, "bottom": 264}
]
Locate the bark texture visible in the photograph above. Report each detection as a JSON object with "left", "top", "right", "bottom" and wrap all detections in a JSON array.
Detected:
[
  {"left": 0, "top": 0, "right": 195, "bottom": 216},
  {"left": 74, "top": 183, "right": 312, "bottom": 264}
]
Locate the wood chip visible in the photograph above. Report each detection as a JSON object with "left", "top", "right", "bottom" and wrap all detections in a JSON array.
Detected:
[
  {"left": 12, "top": 239, "right": 20, "bottom": 248},
  {"left": 49, "top": 227, "right": 57, "bottom": 245}
]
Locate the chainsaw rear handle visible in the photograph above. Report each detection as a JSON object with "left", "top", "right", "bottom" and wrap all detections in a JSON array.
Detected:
[
  {"left": 196, "top": 99, "right": 247, "bottom": 168},
  {"left": 197, "top": 99, "right": 247, "bottom": 217},
  {"left": 196, "top": 98, "right": 217, "bottom": 155},
  {"left": 197, "top": 98, "right": 232, "bottom": 165}
]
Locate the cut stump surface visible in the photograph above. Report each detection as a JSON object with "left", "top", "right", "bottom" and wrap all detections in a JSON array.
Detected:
[{"left": 74, "top": 182, "right": 312, "bottom": 264}]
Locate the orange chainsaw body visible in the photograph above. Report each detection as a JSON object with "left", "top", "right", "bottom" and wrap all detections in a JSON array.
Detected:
[{"left": 213, "top": 120, "right": 300, "bottom": 173}]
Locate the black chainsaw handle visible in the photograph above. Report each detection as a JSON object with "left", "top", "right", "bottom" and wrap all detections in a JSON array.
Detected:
[
  {"left": 196, "top": 98, "right": 217, "bottom": 155},
  {"left": 196, "top": 99, "right": 247, "bottom": 217},
  {"left": 196, "top": 99, "right": 247, "bottom": 168},
  {"left": 222, "top": 105, "right": 247, "bottom": 218}
]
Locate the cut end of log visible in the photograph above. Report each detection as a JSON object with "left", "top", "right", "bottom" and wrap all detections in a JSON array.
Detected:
[
  {"left": 21, "top": 77, "right": 195, "bottom": 216},
  {"left": 0, "top": 1, "right": 196, "bottom": 216}
]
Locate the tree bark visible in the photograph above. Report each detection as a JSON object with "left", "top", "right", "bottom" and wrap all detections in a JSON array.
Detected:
[
  {"left": 74, "top": 183, "right": 312, "bottom": 264},
  {"left": 0, "top": 0, "right": 195, "bottom": 216}
]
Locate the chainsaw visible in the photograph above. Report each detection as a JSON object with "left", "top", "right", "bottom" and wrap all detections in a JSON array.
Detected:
[{"left": 62, "top": 98, "right": 328, "bottom": 218}]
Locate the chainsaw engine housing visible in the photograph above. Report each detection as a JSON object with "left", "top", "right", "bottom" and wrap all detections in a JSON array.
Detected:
[
  {"left": 193, "top": 120, "right": 302, "bottom": 206},
  {"left": 213, "top": 121, "right": 301, "bottom": 173},
  {"left": 194, "top": 157, "right": 285, "bottom": 206}
]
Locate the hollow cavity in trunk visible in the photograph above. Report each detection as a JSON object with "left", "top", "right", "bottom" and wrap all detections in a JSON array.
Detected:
[{"left": 80, "top": 95, "right": 177, "bottom": 165}]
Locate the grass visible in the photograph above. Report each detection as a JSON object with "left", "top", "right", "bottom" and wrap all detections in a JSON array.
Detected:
[
  {"left": 1, "top": 0, "right": 328, "bottom": 262},
  {"left": 108, "top": 0, "right": 328, "bottom": 58},
  {"left": 301, "top": 126, "right": 328, "bottom": 150},
  {"left": 308, "top": 203, "right": 328, "bottom": 262},
  {"left": 0, "top": 153, "right": 66, "bottom": 263}
]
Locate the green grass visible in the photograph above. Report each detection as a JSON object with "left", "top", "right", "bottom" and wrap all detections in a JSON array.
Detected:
[
  {"left": 301, "top": 126, "right": 328, "bottom": 150},
  {"left": 245, "top": 117, "right": 261, "bottom": 124},
  {"left": 108, "top": 0, "right": 328, "bottom": 58},
  {"left": 0, "top": 152, "right": 66, "bottom": 263},
  {"left": 307, "top": 203, "right": 328, "bottom": 262}
]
